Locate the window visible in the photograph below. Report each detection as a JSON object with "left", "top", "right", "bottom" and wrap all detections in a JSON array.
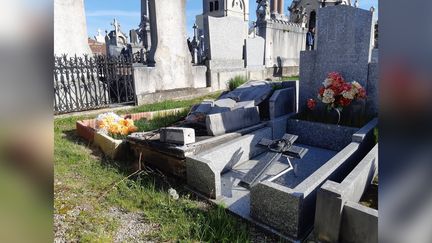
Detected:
[
  {"left": 215, "top": 1, "right": 219, "bottom": 11},
  {"left": 210, "top": 2, "right": 214, "bottom": 12}
]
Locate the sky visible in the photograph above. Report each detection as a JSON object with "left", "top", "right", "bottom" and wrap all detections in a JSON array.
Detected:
[{"left": 84, "top": 0, "right": 378, "bottom": 40}]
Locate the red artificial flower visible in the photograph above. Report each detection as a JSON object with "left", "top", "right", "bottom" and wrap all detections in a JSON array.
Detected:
[
  {"left": 328, "top": 72, "right": 344, "bottom": 83},
  {"left": 319, "top": 87, "right": 325, "bottom": 96},
  {"left": 341, "top": 83, "right": 352, "bottom": 92},
  {"left": 339, "top": 97, "right": 352, "bottom": 107},
  {"left": 307, "top": 98, "right": 316, "bottom": 110},
  {"left": 329, "top": 84, "right": 341, "bottom": 95}
]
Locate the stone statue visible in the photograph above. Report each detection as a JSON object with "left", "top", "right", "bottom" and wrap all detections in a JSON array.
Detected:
[
  {"left": 301, "top": 9, "right": 308, "bottom": 27},
  {"left": 354, "top": 0, "right": 359, "bottom": 8},
  {"left": 256, "top": 0, "right": 270, "bottom": 22}
]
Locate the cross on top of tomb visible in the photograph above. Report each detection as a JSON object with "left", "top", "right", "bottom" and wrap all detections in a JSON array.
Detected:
[{"left": 111, "top": 18, "right": 120, "bottom": 34}]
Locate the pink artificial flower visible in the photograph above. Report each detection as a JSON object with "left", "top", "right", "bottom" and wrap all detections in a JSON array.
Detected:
[{"left": 358, "top": 87, "right": 367, "bottom": 99}]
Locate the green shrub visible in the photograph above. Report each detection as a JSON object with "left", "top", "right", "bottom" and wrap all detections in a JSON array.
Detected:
[{"left": 227, "top": 76, "right": 247, "bottom": 91}]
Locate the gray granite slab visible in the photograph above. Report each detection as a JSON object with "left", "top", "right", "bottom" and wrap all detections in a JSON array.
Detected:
[
  {"left": 186, "top": 127, "right": 272, "bottom": 198},
  {"left": 206, "top": 106, "right": 261, "bottom": 136},
  {"left": 299, "top": 6, "right": 374, "bottom": 112},
  {"left": 269, "top": 88, "right": 296, "bottom": 119},
  {"left": 220, "top": 80, "right": 273, "bottom": 105},
  {"left": 214, "top": 98, "right": 237, "bottom": 109},
  {"left": 208, "top": 98, "right": 237, "bottom": 114},
  {"left": 239, "top": 152, "right": 282, "bottom": 188},
  {"left": 272, "top": 144, "right": 338, "bottom": 189},
  {"left": 315, "top": 145, "right": 378, "bottom": 243},
  {"left": 218, "top": 152, "right": 298, "bottom": 218},
  {"left": 159, "top": 127, "right": 195, "bottom": 145},
  {"left": 286, "top": 119, "right": 358, "bottom": 151},
  {"left": 366, "top": 63, "right": 379, "bottom": 117},
  {"left": 200, "top": 127, "right": 272, "bottom": 173},
  {"left": 194, "top": 100, "right": 214, "bottom": 113},
  {"left": 186, "top": 116, "right": 378, "bottom": 241},
  {"left": 233, "top": 100, "right": 255, "bottom": 110}
]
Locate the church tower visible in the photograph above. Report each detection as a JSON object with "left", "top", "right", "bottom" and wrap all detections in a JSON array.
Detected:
[{"left": 202, "top": 0, "right": 249, "bottom": 22}]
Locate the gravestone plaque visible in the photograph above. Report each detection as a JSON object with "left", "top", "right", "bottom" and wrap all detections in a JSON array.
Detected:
[
  {"left": 130, "top": 29, "right": 139, "bottom": 45},
  {"left": 299, "top": 6, "right": 373, "bottom": 111},
  {"left": 246, "top": 36, "right": 265, "bottom": 68}
]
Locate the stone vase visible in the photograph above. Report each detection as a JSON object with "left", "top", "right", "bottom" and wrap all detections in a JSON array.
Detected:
[{"left": 325, "top": 108, "right": 342, "bottom": 125}]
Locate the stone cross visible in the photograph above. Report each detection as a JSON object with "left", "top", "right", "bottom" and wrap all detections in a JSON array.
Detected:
[
  {"left": 111, "top": 18, "right": 120, "bottom": 34},
  {"left": 239, "top": 134, "right": 308, "bottom": 188}
]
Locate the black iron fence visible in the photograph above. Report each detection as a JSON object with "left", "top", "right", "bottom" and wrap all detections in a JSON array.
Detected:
[{"left": 54, "top": 55, "right": 136, "bottom": 114}]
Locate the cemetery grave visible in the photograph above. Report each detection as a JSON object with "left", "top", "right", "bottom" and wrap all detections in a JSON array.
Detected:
[
  {"left": 127, "top": 5, "right": 378, "bottom": 242},
  {"left": 114, "top": 74, "right": 376, "bottom": 241},
  {"left": 74, "top": 6, "right": 379, "bottom": 242},
  {"left": 55, "top": 0, "right": 379, "bottom": 241}
]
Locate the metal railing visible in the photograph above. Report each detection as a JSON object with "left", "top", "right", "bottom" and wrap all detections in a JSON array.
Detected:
[{"left": 54, "top": 55, "right": 136, "bottom": 114}]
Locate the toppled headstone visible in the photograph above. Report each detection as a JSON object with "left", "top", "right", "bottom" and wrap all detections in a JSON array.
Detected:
[
  {"left": 160, "top": 127, "right": 195, "bottom": 145},
  {"left": 194, "top": 100, "right": 214, "bottom": 113},
  {"left": 209, "top": 98, "right": 237, "bottom": 114},
  {"left": 269, "top": 87, "right": 296, "bottom": 119},
  {"left": 233, "top": 100, "right": 255, "bottom": 110},
  {"left": 206, "top": 107, "right": 261, "bottom": 136},
  {"left": 220, "top": 80, "right": 274, "bottom": 105}
]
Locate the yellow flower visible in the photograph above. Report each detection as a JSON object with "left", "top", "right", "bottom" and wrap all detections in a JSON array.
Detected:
[
  {"left": 97, "top": 120, "right": 106, "bottom": 129},
  {"left": 128, "top": 125, "right": 138, "bottom": 133},
  {"left": 109, "top": 123, "right": 121, "bottom": 134},
  {"left": 120, "top": 126, "right": 129, "bottom": 135}
]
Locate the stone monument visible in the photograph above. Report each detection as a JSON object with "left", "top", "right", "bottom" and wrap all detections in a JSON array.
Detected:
[
  {"left": 257, "top": 0, "right": 307, "bottom": 77},
  {"left": 148, "top": 0, "right": 194, "bottom": 90},
  {"left": 288, "top": 0, "right": 352, "bottom": 28},
  {"left": 94, "top": 29, "right": 105, "bottom": 43},
  {"left": 132, "top": 0, "right": 207, "bottom": 104},
  {"left": 299, "top": 5, "right": 376, "bottom": 114},
  {"left": 54, "top": 0, "right": 92, "bottom": 56},
  {"left": 105, "top": 18, "right": 129, "bottom": 57},
  {"left": 140, "top": 0, "right": 152, "bottom": 52}
]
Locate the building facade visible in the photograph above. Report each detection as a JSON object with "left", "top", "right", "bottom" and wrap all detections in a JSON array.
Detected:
[
  {"left": 288, "top": 0, "right": 351, "bottom": 29},
  {"left": 202, "top": 0, "right": 249, "bottom": 22}
]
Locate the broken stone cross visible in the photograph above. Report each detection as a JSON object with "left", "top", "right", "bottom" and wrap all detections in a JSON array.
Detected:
[{"left": 239, "top": 134, "right": 308, "bottom": 189}]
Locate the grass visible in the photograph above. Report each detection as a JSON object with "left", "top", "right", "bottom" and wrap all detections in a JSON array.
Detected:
[
  {"left": 54, "top": 94, "right": 258, "bottom": 242},
  {"left": 124, "top": 92, "right": 222, "bottom": 115},
  {"left": 279, "top": 75, "right": 299, "bottom": 81},
  {"left": 134, "top": 110, "right": 189, "bottom": 132},
  {"left": 228, "top": 76, "right": 247, "bottom": 91}
]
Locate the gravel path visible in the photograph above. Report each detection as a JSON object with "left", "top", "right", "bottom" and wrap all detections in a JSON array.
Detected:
[{"left": 108, "top": 207, "right": 158, "bottom": 243}]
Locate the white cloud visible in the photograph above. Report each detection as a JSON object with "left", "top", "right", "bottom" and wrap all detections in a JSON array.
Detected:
[{"left": 86, "top": 10, "right": 140, "bottom": 17}]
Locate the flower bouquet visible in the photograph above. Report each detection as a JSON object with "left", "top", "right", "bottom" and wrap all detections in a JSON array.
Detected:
[
  {"left": 307, "top": 72, "right": 366, "bottom": 125},
  {"left": 96, "top": 112, "right": 138, "bottom": 138}
]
